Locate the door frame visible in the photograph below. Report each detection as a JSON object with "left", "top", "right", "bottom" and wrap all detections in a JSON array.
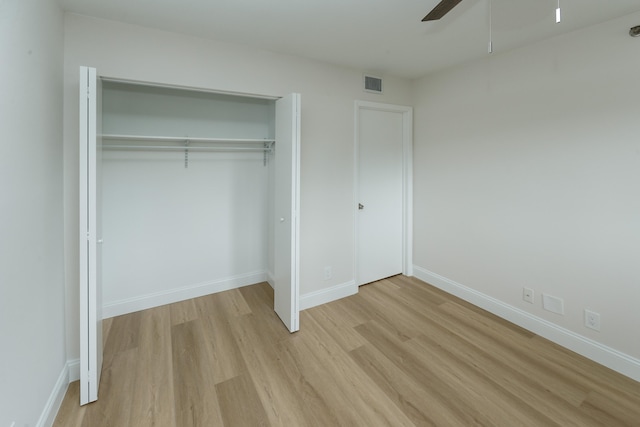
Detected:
[{"left": 354, "top": 101, "right": 413, "bottom": 285}]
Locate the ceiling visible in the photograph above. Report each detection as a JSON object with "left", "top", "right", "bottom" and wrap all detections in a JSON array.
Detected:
[{"left": 60, "top": 0, "right": 640, "bottom": 79}]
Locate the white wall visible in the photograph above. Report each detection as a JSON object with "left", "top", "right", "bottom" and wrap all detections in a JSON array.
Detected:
[
  {"left": 101, "top": 149, "right": 270, "bottom": 315},
  {"left": 63, "top": 13, "right": 413, "bottom": 361},
  {"left": 413, "top": 12, "right": 640, "bottom": 376},
  {"left": 0, "top": 0, "right": 67, "bottom": 425}
]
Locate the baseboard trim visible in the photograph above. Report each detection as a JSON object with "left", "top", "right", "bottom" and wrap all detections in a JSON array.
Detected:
[
  {"left": 36, "top": 362, "right": 69, "bottom": 427},
  {"left": 266, "top": 270, "right": 274, "bottom": 289},
  {"left": 300, "top": 280, "right": 357, "bottom": 311},
  {"left": 413, "top": 265, "right": 640, "bottom": 382},
  {"left": 67, "top": 358, "right": 80, "bottom": 382},
  {"left": 102, "top": 271, "right": 268, "bottom": 318}
]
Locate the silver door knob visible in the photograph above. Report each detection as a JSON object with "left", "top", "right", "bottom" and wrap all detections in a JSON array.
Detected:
[
  {"left": 280, "top": 217, "right": 285, "bottom": 222},
  {"left": 358, "top": 203, "right": 364, "bottom": 210}
]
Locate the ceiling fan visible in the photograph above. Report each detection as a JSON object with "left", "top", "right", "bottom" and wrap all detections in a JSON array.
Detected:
[{"left": 422, "top": 0, "right": 464, "bottom": 21}]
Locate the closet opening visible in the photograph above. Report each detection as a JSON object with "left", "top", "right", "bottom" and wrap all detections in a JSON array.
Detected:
[
  {"left": 79, "top": 66, "right": 300, "bottom": 404},
  {"left": 100, "top": 81, "right": 278, "bottom": 317}
]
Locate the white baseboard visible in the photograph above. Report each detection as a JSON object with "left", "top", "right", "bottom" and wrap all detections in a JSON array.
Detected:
[
  {"left": 36, "top": 363, "right": 70, "bottom": 427},
  {"left": 102, "top": 271, "right": 268, "bottom": 318},
  {"left": 67, "top": 358, "right": 80, "bottom": 382},
  {"left": 413, "top": 265, "right": 640, "bottom": 383},
  {"left": 300, "top": 280, "right": 357, "bottom": 311},
  {"left": 266, "top": 270, "right": 274, "bottom": 288}
]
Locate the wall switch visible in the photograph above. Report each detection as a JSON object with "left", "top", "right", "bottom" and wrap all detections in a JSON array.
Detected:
[
  {"left": 542, "top": 293, "right": 564, "bottom": 315},
  {"left": 523, "top": 287, "right": 534, "bottom": 304},
  {"left": 323, "top": 266, "right": 332, "bottom": 280},
  {"left": 585, "top": 309, "right": 601, "bottom": 331}
]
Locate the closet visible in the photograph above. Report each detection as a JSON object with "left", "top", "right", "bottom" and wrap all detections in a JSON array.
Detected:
[
  {"left": 101, "top": 81, "right": 275, "bottom": 310},
  {"left": 79, "top": 66, "right": 300, "bottom": 405}
]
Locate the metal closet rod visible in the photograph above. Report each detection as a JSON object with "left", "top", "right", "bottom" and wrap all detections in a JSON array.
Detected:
[
  {"left": 102, "top": 145, "right": 272, "bottom": 152},
  {"left": 100, "top": 134, "right": 275, "bottom": 151},
  {"left": 100, "top": 133, "right": 275, "bottom": 143}
]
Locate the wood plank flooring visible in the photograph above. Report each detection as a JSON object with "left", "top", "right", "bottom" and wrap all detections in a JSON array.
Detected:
[{"left": 54, "top": 275, "right": 640, "bottom": 426}]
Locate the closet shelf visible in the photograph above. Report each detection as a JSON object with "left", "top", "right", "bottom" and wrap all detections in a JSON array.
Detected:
[{"left": 100, "top": 134, "right": 275, "bottom": 152}]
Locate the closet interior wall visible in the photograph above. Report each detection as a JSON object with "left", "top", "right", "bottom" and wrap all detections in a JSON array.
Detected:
[{"left": 100, "top": 81, "right": 276, "bottom": 316}]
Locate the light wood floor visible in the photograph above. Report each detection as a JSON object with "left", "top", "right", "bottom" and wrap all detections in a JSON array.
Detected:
[{"left": 54, "top": 275, "right": 640, "bottom": 426}]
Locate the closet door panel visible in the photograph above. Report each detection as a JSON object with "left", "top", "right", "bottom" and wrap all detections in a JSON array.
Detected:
[
  {"left": 79, "top": 66, "right": 103, "bottom": 405},
  {"left": 273, "top": 93, "right": 301, "bottom": 332}
]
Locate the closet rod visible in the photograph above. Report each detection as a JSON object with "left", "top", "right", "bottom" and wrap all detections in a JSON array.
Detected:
[
  {"left": 100, "top": 134, "right": 275, "bottom": 144},
  {"left": 102, "top": 145, "right": 272, "bottom": 152}
]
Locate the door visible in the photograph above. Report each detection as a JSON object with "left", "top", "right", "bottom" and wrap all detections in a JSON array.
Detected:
[
  {"left": 356, "top": 102, "right": 412, "bottom": 286},
  {"left": 273, "top": 93, "right": 301, "bottom": 332},
  {"left": 79, "top": 66, "right": 103, "bottom": 405}
]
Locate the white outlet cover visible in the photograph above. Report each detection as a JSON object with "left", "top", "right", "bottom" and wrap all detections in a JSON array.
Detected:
[
  {"left": 323, "top": 266, "right": 332, "bottom": 280},
  {"left": 542, "top": 293, "right": 564, "bottom": 315},
  {"left": 584, "top": 309, "right": 601, "bottom": 331}
]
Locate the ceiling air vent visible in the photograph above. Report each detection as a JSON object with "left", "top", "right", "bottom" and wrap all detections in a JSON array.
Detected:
[{"left": 363, "top": 75, "right": 383, "bottom": 94}]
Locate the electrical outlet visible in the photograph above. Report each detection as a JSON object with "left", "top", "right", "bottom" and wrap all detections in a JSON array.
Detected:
[
  {"left": 542, "top": 293, "right": 564, "bottom": 315},
  {"left": 323, "top": 266, "right": 332, "bottom": 280},
  {"left": 585, "top": 309, "right": 601, "bottom": 331},
  {"left": 523, "top": 287, "right": 534, "bottom": 304}
]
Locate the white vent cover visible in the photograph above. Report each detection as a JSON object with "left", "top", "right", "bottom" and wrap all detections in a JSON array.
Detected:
[{"left": 363, "top": 75, "right": 383, "bottom": 94}]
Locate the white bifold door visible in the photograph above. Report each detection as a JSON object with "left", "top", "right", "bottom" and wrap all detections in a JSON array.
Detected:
[
  {"left": 274, "top": 93, "right": 301, "bottom": 332},
  {"left": 79, "top": 66, "right": 103, "bottom": 405},
  {"left": 79, "top": 67, "right": 300, "bottom": 404}
]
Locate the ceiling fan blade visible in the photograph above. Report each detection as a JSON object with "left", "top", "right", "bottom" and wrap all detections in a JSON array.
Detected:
[{"left": 422, "top": 0, "right": 464, "bottom": 21}]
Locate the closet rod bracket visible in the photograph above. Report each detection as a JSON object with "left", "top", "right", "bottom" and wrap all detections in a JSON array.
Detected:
[
  {"left": 184, "top": 139, "right": 190, "bottom": 168},
  {"left": 264, "top": 141, "right": 268, "bottom": 166}
]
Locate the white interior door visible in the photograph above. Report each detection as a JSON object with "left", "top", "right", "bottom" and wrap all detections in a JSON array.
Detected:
[
  {"left": 356, "top": 102, "right": 412, "bottom": 286},
  {"left": 273, "top": 93, "right": 301, "bottom": 332},
  {"left": 79, "top": 66, "right": 103, "bottom": 405}
]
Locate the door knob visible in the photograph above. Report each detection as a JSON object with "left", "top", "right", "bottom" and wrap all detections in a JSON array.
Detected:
[
  {"left": 280, "top": 217, "right": 285, "bottom": 222},
  {"left": 358, "top": 203, "right": 364, "bottom": 210}
]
